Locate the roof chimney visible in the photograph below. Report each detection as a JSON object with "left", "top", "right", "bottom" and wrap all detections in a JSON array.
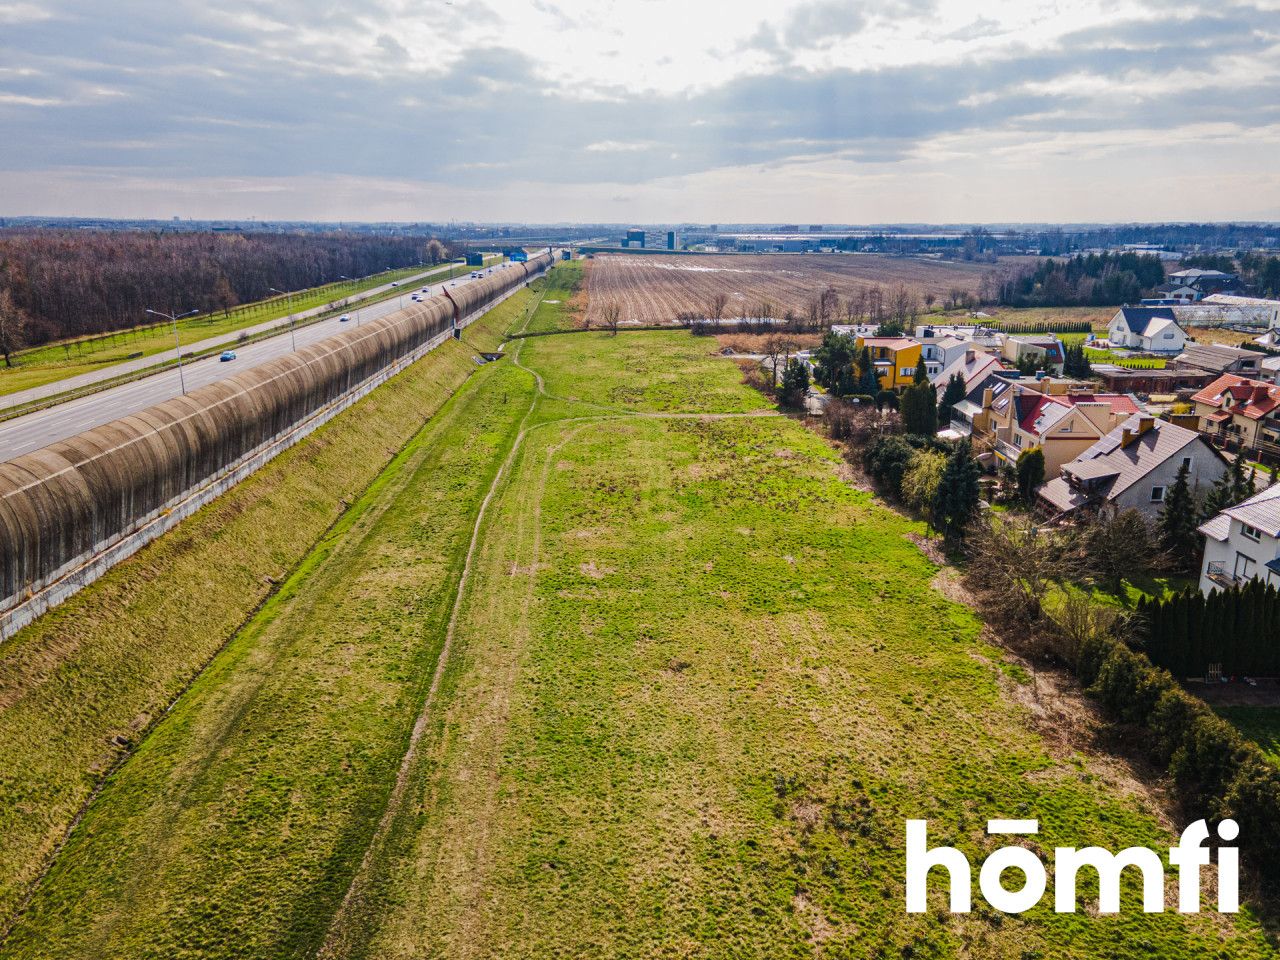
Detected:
[
  {"left": 1121, "top": 427, "right": 1135, "bottom": 448},
  {"left": 982, "top": 386, "right": 994, "bottom": 410},
  {"left": 1138, "top": 415, "right": 1155, "bottom": 434},
  {"left": 1253, "top": 385, "right": 1270, "bottom": 403},
  {"left": 966, "top": 348, "right": 976, "bottom": 363}
]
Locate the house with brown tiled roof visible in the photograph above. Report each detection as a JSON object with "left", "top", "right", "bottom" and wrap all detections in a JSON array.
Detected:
[
  {"left": 1192, "top": 374, "right": 1280, "bottom": 453},
  {"left": 1039, "top": 414, "right": 1228, "bottom": 520}
]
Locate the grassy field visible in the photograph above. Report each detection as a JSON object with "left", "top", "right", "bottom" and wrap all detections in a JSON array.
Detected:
[
  {"left": 3, "top": 311, "right": 1276, "bottom": 955},
  {"left": 0, "top": 258, "right": 498, "bottom": 399},
  {"left": 0, "top": 285, "right": 536, "bottom": 941},
  {"left": 521, "top": 259, "right": 585, "bottom": 333}
]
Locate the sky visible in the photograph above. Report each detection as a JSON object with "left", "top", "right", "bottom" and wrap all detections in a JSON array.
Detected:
[{"left": 1, "top": 0, "right": 1280, "bottom": 223}]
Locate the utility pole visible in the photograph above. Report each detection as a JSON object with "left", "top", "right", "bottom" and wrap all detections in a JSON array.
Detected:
[
  {"left": 269, "top": 287, "right": 298, "bottom": 351},
  {"left": 146, "top": 308, "right": 199, "bottom": 395}
]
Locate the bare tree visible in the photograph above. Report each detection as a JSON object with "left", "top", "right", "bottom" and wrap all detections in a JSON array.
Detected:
[
  {"left": 0, "top": 289, "right": 27, "bottom": 368},
  {"left": 601, "top": 301, "right": 621, "bottom": 336},
  {"left": 924, "top": 292, "right": 937, "bottom": 311},
  {"left": 819, "top": 286, "right": 840, "bottom": 328},
  {"left": 708, "top": 292, "right": 728, "bottom": 328},
  {"left": 867, "top": 285, "right": 884, "bottom": 323}
]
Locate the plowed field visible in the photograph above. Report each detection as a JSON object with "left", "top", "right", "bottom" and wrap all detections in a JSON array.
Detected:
[{"left": 585, "top": 253, "right": 1006, "bottom": 325}]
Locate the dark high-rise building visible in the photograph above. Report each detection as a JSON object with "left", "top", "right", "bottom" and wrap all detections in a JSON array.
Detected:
[
  {"left": 666, "top": 230, "right": 676, "bottom": 250},
  {"left": 625, "top": 228, "right": 645, "bottom": 248}
]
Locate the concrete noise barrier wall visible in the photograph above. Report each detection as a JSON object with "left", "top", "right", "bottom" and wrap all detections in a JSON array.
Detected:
[{"left": 0, "top": 252, "right": 552, "bottom": 636}]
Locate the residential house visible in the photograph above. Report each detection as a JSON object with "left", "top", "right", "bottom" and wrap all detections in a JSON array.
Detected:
[
  {"left": 1154, "top": 282, "right": 1201, "bottom": 304},
  {"left": 946, "top": 369, "right": 1013, "bottom": 435},
  {"left": 1262, "top": 355, "right": 1280, "bottom": 385},
  {"left": 854, "top": 336, "right": 923, "bottom": 390},
  {"left": 935, "top": 349, "right": 1006, "bottom": 415},
  {"left": 1039, "top": 415, "right": 1227, "bottom": 520},
  {"left": 1192, "top": 374, "right": 1280, "bottom": 454},
  {"left": 977, "top": 378, "right": 1142, "bottom": 475},
  {"left": 918, "top": 336, "right": 970, "bottom": 381},
  {"left": 1108, "top": 307, "right": 1188, "bottom": 353},
  {"left": 1000, "top": 334, "right": 1065, "bottom": 373},
  {"left": 1199, "top": 484, "right": 1280, "bottom": 593},
  {"left": 1165, "top": 268, "right": 1244, "bottom": 300},
  {"left": 1174, "top": 343, "right": 1264, "bottom": 378}
]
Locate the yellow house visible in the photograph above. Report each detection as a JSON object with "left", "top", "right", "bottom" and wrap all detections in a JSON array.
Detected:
[{"left": 855, "top": 336, "right": 923, "bottom": 390}]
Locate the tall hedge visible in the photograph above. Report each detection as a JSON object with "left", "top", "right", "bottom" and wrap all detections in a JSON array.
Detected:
[{"left": 1138, "top": 580, "right": 1280, "bottom": 677}]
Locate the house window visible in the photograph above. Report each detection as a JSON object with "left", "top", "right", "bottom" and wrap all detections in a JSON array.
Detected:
[
  {"left": 1150, "top": 486, "right": 1166, "bottom": 502},
  {"left": 900, "top": 367, "right": 913, "bottom": 378},
  {"left": 1235, "top": 552, "right": 1256, "bottom": 580},
  {"left": 1181, "top": 456, "right": 1193, "bottom": 471},
  {"left": 1014, "top": 434, "right": 1023, "bottom": 448},
  {"left": 1242, "top": 524, "right": 1263, "bottom": 542}
]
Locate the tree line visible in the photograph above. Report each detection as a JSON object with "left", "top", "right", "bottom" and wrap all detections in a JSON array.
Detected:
[
  {"left": 0, "top": 229, "right": 458, "bottom": 351},
  {"left": 1138, "top": 580, "right": 1280, "bottom": 677},
  {"left": 986, "top": 252, "right": 1166, "bottom": 308}
]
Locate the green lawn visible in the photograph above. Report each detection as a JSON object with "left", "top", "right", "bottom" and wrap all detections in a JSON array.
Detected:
[
  {"left": 0, "top": 258, "right": 499, "bottom": 400},
  {"left": 1, "top": 325, "right": 1274, "bottom": 957}
]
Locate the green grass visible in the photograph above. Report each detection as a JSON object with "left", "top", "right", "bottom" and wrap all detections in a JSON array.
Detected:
[
  {"left": 520, "top": 260, "right": 585, "bottom": 334},
  {"left": 0, "top": 286, "right": 534, "bottom": 941},
  {"left": 1217, "top": 707, "right": 1280, "bottom": 765},
  {"left": 0, "top": 258, "right": 500, "bottom": 399},
  {"left": 3, "top": 326, "right": 1274, "bottom": 957}
]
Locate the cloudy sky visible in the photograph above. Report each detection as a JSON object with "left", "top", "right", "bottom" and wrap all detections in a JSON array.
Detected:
[{"left": 2, "top": 0, "right": 1279, "bottom": 223}]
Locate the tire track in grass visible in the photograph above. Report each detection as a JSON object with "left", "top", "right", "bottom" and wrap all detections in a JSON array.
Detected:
[
  {"left": 317, "top": 280, "right": 552, "bottom": 958},
  {"left": 320, "top": 308, "right": 784, "bottom": 956}
]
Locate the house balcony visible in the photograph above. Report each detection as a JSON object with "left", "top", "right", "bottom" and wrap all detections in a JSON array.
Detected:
[{"left": 1206, "top": 561, "right": 1247, "bottom": 589}]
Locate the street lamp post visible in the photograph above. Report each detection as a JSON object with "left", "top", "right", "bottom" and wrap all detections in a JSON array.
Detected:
[
  {"left": 146, "top": 308, "right": 199, "bottom": 395},
  {"left": 269, "top": 287, "right": 298, "bottom": 351}
]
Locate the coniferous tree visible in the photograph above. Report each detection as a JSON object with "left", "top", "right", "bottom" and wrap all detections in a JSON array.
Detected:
[
  {"left": 938, "top": 373, "right": 966, "bottom": 427},
  {"left": 855, "top": 346, "right": 881, "bottom": 395},
  {"left": 1203, "top": 456, "right": 1250, "bottom": 520},
  {"left": 933, "top": 439, "right": 981, "bottom": 545},
  {"left": 1015, "top": 447, "right": 1046, "bottom": 503},
  {"left": 900, "top": 357, "right": 938, "bottom": 436},
  {"left": 779, "top": 358, "right": 811, "bottom": 408},
  {"left": 1158, "top": 461, "right": 1201, "bottom": 573}
]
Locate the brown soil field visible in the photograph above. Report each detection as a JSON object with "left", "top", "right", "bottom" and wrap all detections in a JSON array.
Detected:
[{"left": 585, "top": 253, "right": 1010, "bottom": 325}]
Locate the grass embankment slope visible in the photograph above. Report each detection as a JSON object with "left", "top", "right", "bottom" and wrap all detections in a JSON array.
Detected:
[
  {"left": 0, "top": 281, "right": 537, "bottom": 942},
  {"left": 5, "top": 285, "right": 1275, "bottom": 956},
  {"left": 0, "top": 258, "right": 499, "bottom": 399}
]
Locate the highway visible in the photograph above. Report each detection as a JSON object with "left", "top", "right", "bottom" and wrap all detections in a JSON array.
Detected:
[
  {"left": 0, "top": 260, "right": 489, "bottom": 413},
  {"left": 0, "top": 263, "right": 530, "bottom": 462}
]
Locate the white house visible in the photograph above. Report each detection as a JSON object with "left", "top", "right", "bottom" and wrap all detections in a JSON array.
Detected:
[
  {"left": 1108, "top": 307, "right": 1188, "bottom": 353},
  {"left": 918, "top": 336, "right": 971, "bottom": 381},
  {"left": 1199, "top": 484, "right": 1280, "bottom": 594}
]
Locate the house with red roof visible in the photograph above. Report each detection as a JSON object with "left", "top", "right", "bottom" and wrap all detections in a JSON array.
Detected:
[
  {"left": 977, "top": 378, "right": 1143, "bottom": 475},
  {"left": 1192, "top": 374, "right": 1280, "bottom": 454}
]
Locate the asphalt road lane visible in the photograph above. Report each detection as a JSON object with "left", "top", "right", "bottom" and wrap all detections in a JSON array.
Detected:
[{"left": 0, "top": 265, "right": 527, "bottom": 463}]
